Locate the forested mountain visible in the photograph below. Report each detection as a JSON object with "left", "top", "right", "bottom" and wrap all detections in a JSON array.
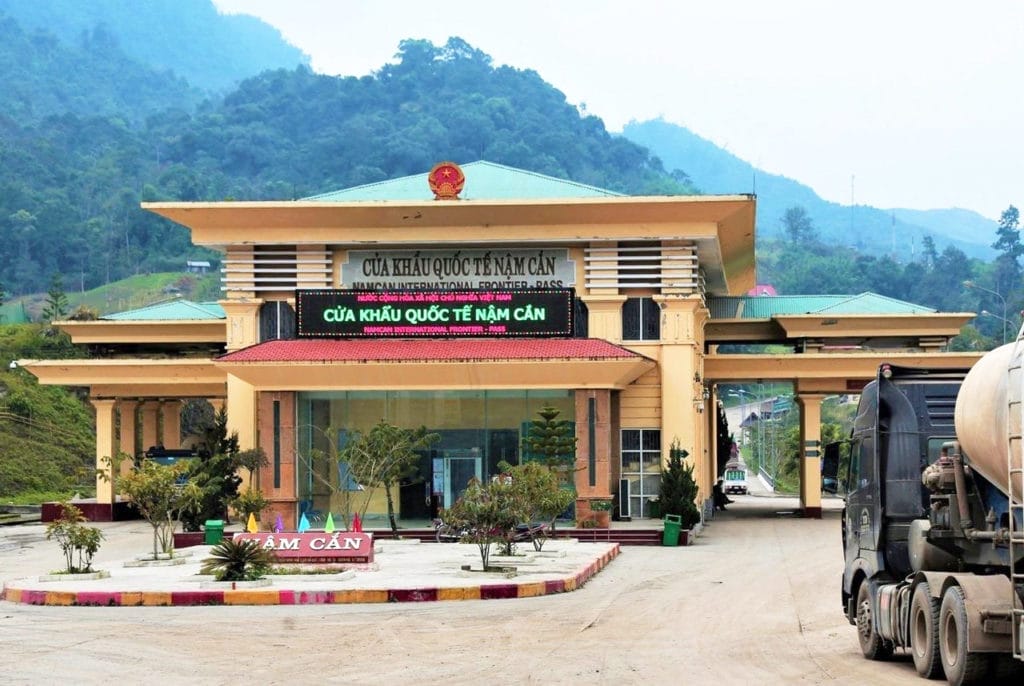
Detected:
[
  {"left": 0, "top": 0, "right": 1018, "bottom": 343},
  {"left": 0, "top": 0, "right": 308, "bottom": 93},
  {"left": 0, "top": 15, "right": 204, "bottom": 124},
  {"left": 0, "top": 32, "right": 693, "bottom": 298},
  {"left": 623, "top": 119, "right": 998, "bottom": 260}
]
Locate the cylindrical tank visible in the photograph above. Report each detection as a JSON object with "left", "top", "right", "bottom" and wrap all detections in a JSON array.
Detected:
[{"left": 954, "top": 342, "right": 1023, "bottom": 501}]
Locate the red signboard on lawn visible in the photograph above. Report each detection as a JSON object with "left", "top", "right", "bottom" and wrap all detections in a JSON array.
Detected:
[{"left": 233, "top": 532, "right": 374, "bottom": 563}]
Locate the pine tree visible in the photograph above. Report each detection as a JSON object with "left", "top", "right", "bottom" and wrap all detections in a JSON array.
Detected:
[
  {"left": 522, "top": 405, "right": 577, "bottom": 470},
  {"left": 659, "top": 440, "right": 701, "bottom": 529},
  {"left": 40, "top": 273, "right": 69, "bottom": 323}
]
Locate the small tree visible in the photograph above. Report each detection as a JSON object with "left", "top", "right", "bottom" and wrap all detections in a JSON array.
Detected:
[
  {"left": 341, "top": 420, "right": 439, "bottom": 534},
  {"left": 181, "top": 406, "right": 266, "bottom": 531},
  {"left": 500, "top": 460, "right": 575, "bottom": 551},
  {"left": 116, "top": 457, "right": 191, "bottom": 559},
  {"left": 45, "top": 501, "right": 104, "bottom": 573},
  {"left": 443, "top": 477, "right": 523, "bottom": 571},
  {"left": 659, "top": 440, "right": 701, "bottom": 529}
]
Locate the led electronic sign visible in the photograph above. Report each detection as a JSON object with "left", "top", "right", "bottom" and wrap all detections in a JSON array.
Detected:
[{"left": 296, "top": 289, "right": 573, "bottom": 338}]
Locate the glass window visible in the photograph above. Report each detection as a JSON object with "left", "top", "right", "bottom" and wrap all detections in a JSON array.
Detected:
[
  {"left": 622, "top": 297, "right": 659, "bottom": 341},
  {"left": 621, "top": 428, "right": 662, "bottom": 517},
  {"left": 296, "top": 390, "right": 575, "bottom": 521},
  {"left": 926, "top": 437, "right": 954, "bottom": 465}
]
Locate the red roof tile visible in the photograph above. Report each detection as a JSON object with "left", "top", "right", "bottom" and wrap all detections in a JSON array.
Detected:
[{"left": 218, "top": 338, "right": 644, "bottom": 363}]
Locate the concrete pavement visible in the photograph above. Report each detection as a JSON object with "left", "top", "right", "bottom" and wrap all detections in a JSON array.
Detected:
[{"left": 1, "top": 521, "right": 619, "bottom": 607}]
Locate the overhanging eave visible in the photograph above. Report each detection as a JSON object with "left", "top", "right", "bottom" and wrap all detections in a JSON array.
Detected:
[{"left": 214, "top": 357, "right": 656, "bottom": 391}]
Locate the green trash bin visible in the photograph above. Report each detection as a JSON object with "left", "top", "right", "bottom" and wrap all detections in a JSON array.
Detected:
[
  {"left": 204, "top": 519, "right": 224, "bottom": 545},
  {"left": 662, "top": 514, "right": 681, "bottom": 546}
]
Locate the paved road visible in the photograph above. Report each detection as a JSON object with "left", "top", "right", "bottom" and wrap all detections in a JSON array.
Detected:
[{"left": 0, "top": 495, "right": 925, "bottom": 686}]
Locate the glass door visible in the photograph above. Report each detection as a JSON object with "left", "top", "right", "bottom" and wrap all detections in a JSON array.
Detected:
[
  {"left": 443, "top": 455, "right": 482, "bottom": 508},
  {"left": 621, "top": 429, "right": 661, "bottom": 518}
]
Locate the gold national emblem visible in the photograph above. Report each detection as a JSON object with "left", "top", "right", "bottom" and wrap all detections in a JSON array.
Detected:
[{"left": 428, "top": 161, "right": 465, "bottom": 200}]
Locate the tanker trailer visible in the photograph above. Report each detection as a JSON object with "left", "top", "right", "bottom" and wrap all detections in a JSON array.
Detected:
[{"left": 834, "top": 343, "right": 1024, "bottom": 685}]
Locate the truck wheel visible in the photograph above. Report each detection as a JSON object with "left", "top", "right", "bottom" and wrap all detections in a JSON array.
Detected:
[
  {"left": 939, "top": 585, "right": 988, "bottom": 685},
  {"left": 855, "top": 581, "right": 893, "bottom": 660},
  {"left": 909, "top": 581, "right": 943, "bottom": 679}
]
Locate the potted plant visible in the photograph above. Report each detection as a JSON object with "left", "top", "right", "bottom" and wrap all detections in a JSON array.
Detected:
[{"left": 589, "top": 498, "right": 613, "bottom": 528}]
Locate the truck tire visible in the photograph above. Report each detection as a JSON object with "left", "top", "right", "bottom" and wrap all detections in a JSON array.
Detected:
[
  {"left": 909, "top": 581, "right": 943, "bottom": 679},
  {"left": 855, "top": 581, "right": 893, "bottom": 660},
  {"left": 939, "top": 585, "right": 988, "bottom": 685}
]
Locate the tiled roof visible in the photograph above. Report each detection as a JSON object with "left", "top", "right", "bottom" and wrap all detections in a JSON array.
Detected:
[
  {"left": 304, "top": 161, "right": 624, "bottom": 201},
  {"left": 708, "top": 292, "right": 936, "bottom": 319},
  {"left": 218, "top": 338, "right": 644, "bottom": 363},
  {"left": 103, "top": 299, "right": 225, "bottom": 321}
]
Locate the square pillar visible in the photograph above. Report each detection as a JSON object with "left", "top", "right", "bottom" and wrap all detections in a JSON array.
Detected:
[
  {"left": 161, "top": 400, "right": 182, "bottom": 449},
  {"left": 258, "top": 392, "right": 297, "bottom": 529},
  {"left": 117, "top": 400, "right": 138, "bottom": 476},
  {"left": 652, "top": 295, "right": 709, "bottom": 501},
  {"left": 797, "top": 394, "right": 825, "bottom": 518},
  {"left": 580, "top": 295, "right": 626, "bottom": 343},
  {"left": 140, "top": 400, "right": 160, "bottom": 451},
  {"left": 227, "top": 374, "right": 258, "bottom": 450},
  {"left": 219, "top": 299, "right": 263, "bottom": 352},
  {"left": 91, "top": 398, "right": 117, "bottom": 504},
  {"left": 574, "top": 389, "right": 613, "bottom": 498}
]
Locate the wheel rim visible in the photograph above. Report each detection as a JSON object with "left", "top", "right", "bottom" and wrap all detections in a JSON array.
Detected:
[
  {"left": 857, "top": 597, "right": 873, "bottom": 643},
  {"left": 942, "top": 610, "right": 958, "bottom": 667},
  {"left": 911, "top": 604, "right": 926, "bottom": 658}
]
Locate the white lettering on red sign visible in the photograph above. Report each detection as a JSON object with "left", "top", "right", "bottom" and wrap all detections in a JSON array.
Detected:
[{"left": 233, "top": 532, "right": 373, "bottom": 562}]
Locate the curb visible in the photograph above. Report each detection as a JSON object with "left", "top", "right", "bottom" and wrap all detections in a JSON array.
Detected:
[{"left": 1, "top": 544, "right": 619, "bottom": 607}]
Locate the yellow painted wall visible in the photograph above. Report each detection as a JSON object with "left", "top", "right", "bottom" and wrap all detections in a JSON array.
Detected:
[{"left": 620, "top": 368, "right": 662, "bottom": 426}]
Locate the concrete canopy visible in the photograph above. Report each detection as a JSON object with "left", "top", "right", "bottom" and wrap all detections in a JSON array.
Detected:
[
  {"left": 143, "top": 194, "right": 757, "bottom": 296},
  {"left": 18, "top": 359, "right": 226, "bottom": 399}
]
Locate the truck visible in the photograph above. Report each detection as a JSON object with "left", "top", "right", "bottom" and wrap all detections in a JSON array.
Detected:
[{"left": 830, "top": 342, "right": 1024, "bottom": 685}]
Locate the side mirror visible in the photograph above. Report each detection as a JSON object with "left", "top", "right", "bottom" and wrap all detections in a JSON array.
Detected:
[{"left": 822, "top": 442, "right": 842, "bottom": 494}]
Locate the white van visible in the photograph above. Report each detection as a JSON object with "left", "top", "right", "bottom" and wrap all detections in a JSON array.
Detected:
[{"left": 722, "top": 466, "right": 748, "bottom": 495}]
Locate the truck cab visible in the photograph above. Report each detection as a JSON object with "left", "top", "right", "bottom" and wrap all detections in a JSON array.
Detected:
[{"left": 840, "top": 364, "right": 963, "bottom": 625}]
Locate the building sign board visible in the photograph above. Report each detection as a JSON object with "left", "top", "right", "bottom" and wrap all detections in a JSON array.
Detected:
[
  {"left": 233, "top": 532, "right": 374, "bottom": 563},
  {"left": 342, "top": 249, "right": 575, "bottom": 290},
  {"left": 296, "top": 289, "right": 573, "bottom": 338}
]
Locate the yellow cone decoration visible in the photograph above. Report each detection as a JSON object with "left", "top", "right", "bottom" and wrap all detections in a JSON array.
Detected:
[
  {"left": 324, "top": 512, "right": 335, "bottom": 533},
  {"left": 247, "top": 512, "right": 258, "bottom": 533}
]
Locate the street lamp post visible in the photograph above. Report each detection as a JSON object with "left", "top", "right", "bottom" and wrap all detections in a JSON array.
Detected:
[
  {"left": 728, "top": 389, "right": 760, "bottom": 472},
  {"left": 728, "top": 387, "right": 773, "bottom": 488},
  {"left": 964, "top": 280, "right": 1008, "bottom": 345}
]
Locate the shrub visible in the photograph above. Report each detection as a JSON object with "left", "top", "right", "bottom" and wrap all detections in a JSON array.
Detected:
[
  {"left": 44, "top": 501, "right": 103, "bottom": 573},
  {"left": 659, "top": 440, "right": 701, "bottom": 530},
  {"left": 200, "top": 538, "right": 277, "bottom": 582}
]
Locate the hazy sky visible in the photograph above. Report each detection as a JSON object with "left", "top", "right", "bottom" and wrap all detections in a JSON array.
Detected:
[{"left": 213, "top": 0, "right": 1022, "bottom": 220}]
